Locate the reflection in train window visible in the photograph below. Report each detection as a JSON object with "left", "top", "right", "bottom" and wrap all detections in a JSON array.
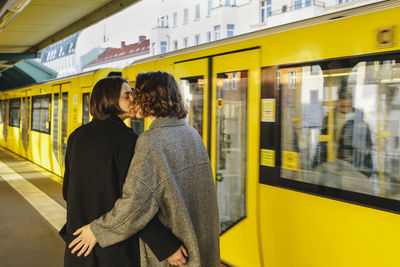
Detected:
[
  {"left": 82, "top": 93, "right": 90, "bottom": 125},
  {"left": 61, "top": 93, "right": 68, "bottom": 165},
  {"left": 0, "top": 100, "right": 3, "bottom": 123},
  {"left": 53, "top": 93, "right": 59, "bottom": 159},
  {"left": 130, "top": 118, "right": 144, "bottom": 135},
  {"left": 180, "top": 77, "right": 204, "bottom": 137},
  {"left": 32, "top": 95, "right": 51, "bottom": 134},
  {"left": 9, "top": 98, "right": 21, "bottom": 127},
  {"left": 280, "top": 57, "right": 400, "bottom": 200},
  {"left": 216, "top": 71, "right": 247, "bottom": 233},
  {"left": 21, "top": 97, "right": 30, "bottom": 150}
]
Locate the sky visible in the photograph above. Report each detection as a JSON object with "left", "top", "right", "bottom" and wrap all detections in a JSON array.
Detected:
[{"left": 78, "top": 0, "right": 156, "bottom": 52}]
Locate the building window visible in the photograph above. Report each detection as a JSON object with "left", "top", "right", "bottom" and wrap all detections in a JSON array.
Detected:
[
  {"left": 207, "top": 31, "right": 212, "bottom": 42},
  {"left": 152, "top": 42, "right": 155, "bottom": 55},
  {"left": 195, "top": 34, "right": 200, "bottom": 45},
  {"left": 339, "top": 0, "right": 352, "bottom": 4},
  {"left": 184, "top": 8, "right": 189, "bottom": 24},
  {"left": 214, "top": 25, "right": 221, "bottom": 40},
  {"left": 305, "top": 0, "right": 311, "bottom": 7},
  {"left": 276, "top": 71, "right": 281, "bottom": 90},
  {"left": 195, "top": 5, "right": 200, "bottom": 19},
  {"left": 161, "top": 16, "right": 165, "bottom": 27},
  {"left": 225, "top": 0, "right": 235, "bottom": 6},
  {"left": 184, "top": 37, "right": 188, "bottom": 48},
  {"left": 227, "top": 24, "right": 234, "bottom": 37},
  {"left": 9, "top": 98, "right": 20, "bottom": 127},
  {"left": 160, "top": 41, "right": 167, "bottom": 53},
  {"left": 295, "top": 0, "right": 302, "bottom": 9},
  {"left": 32, "top": 95, "right": 51, "bottom": 134},
  {"left": 208, "top": 0, "right": 212, "bottom": 16},
  {"left": 261, "top": 0, "right": 271, "bottom": 23},
  {"left": 289, "top": 70, "right": 296, "bottom": 89},
  {"left": 173, "top": 12, "right": 177, "bottom": 27},
  {"left": 174, "top": 40, "right": 178, "bottom": 50}
]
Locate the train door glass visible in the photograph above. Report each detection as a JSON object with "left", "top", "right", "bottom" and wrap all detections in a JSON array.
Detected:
[
  {"left": 61, "top": 93, "right": 68, "bottom": 165},
  {"left": 279, "top": 57, "right": 400, "bottom": 200},
  {"left": 216, "top": 71, "right": 247, "bottom": 233},
  {"left": 0, "top": 100, "right": 3, "bottom": 123},
  {"left": 82, "top": 93, "right": 90, "bottom": 125},
  {"left": 130, "top": 118, "right": 144, "bottom": 135},
  {"left": 180, "top": 77, "right": 204, "bottom": 137},
  {"left": 9, "top": 99, "right": 21, "bottom": 127},
  {"left": 4, "top": 100, "right": 8, "bottom": 139},
  {"left": 21, "top": 97, "right": 30, "bottom": 151},
  {"left": 53, "top": 93, "right": 59, "bottom": 159}
]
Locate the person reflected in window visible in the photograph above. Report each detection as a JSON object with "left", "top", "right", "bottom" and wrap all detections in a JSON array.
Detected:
[{"left": 313, "top": 86, "right": 374, "bottom": 186}]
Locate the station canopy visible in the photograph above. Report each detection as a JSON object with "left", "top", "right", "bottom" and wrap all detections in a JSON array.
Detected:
[{"left": 0, "top": 0, "right": 140, "bottom": 90}]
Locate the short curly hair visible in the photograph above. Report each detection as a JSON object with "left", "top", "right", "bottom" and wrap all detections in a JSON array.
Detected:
[{"left": 133, "top": 71, "right": 187, "bottom": 119}]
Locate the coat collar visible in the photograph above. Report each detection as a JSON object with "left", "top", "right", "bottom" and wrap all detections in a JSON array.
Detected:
[
  {"left": 149, "top": 116, "right": 186, "bottom": 130},
  {"left": 93, "top": 115, "right": 130, "bottom": 129}
]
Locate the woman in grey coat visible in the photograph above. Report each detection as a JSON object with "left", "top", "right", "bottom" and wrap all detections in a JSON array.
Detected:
[{"left": 69, "top": 71, "right": 220, "bottom": 267}]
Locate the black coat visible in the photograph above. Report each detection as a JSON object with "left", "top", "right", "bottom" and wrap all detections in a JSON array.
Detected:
[{"left": 60, "top": 116, "right": 180, "bottom": 267}]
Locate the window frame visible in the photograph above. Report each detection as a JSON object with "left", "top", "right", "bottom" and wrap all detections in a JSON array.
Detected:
[
  {"left": 31, "top": 94, "right": 51, "bottom": 134},
  {"left": 259, "top": 50, "right": 400, "bottom": 214}
]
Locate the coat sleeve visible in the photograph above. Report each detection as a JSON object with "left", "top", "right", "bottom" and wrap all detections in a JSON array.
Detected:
[
  {"left": 90, "top": 134, "right": 161, "bottom": 248},
  {"left": 114, "top": 133, "right": 181, "bottom": 261}
]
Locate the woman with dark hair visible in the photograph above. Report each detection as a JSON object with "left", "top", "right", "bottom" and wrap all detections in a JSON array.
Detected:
[
  {"left": 69, "top": 71, "right": 220, "bottom": 267},
  {"left": 60, "top": 76, "right": 184, "bottom": 267}
]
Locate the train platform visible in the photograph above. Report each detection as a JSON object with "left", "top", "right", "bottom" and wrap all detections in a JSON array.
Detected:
[
  {"left": 0, "top": 147, "right": 231, "bottom": 267},
  {"left": 0, "top": 146, "right": 65, "bottom": 267}
]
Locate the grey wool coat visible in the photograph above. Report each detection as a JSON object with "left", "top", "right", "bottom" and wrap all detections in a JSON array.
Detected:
[{"left": 91, "top": 117, "right": 220, "bottom": 267}]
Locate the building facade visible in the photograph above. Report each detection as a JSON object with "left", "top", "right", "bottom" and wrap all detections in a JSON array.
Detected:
[{"left": 150, "top": 0, "right": 382, "bottom": 55}]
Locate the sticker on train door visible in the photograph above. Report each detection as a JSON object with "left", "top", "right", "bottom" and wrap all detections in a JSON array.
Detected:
[
  {"left": 282, "top": 151, "right": 299, "bottom": 171},
  {"left": 261, "top": 99, "right": 275, "bottom": 122},
  {"left": 260, "top": 149, "right": 275, "bottom": 167}
]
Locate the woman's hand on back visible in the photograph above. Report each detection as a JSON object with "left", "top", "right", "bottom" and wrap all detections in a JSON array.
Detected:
[{"left": 68, "top": 224, "right": 98, "bottom": 257}]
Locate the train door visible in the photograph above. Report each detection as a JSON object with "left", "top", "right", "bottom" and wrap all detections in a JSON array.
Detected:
[
  {"left": 52, "top": 83, "right": 70, "bottom": 176},
  {"left": 21, "top": 92, "right": 31, "bottom": 158},
  {"left": 174, "top": 58, "right": 209, "bottom": 147},
  {"left": 212, "top": 49, "right": 262, "bottom": 267},
  {"left": 52, "top": 85, "right": 62, "bottom": 175}
]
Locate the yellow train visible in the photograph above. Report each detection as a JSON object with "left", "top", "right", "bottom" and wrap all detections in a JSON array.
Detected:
[{"left": 1, "top": 2, "right": 400, "bottom": 266}]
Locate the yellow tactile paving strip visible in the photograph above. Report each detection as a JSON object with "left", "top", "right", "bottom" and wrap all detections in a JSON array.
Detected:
[{"left": 0, "top": 159, "right": 66, "bottom": 231}]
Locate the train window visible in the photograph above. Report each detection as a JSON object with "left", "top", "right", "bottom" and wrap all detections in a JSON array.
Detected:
[
  {"left": 0, "top": 100, "right": 3, "bottom": 123},
  {"left": 82, "top": 93, "right": 90, "bottom": 125},
  {"left": 9, "top": 98, "right": 21, "bottom": 127},
  {"left": 180, "top": 76, "right": 204, "bottom": 137},
  {"left": 216, "top": 71, "right": 247, "bottom": 233},
  {"left": 53, "top": 93, "right": 59, "bottom": 158},
  {"left": 3, "top": 100, "right": 8, "bottom": 139},
  {"left": 130, "top": 118, "right": 144, "bottom": 135},
  {"left": 261, "top": 52, "right": 400, "bottom": 212},
  {"left": 32, "top": 95, "right": 51, "bottom": 134},
  {"left": 61, "top": 93, "right": 68, "bottom": 165}
]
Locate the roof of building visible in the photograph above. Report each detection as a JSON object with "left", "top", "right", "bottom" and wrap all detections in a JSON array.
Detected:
[
  {"left": 84, "top": 37, "right": 150, "bottom": 68},
  {"left": 0, "top": 59, "right": 57, "bottom": 91}
]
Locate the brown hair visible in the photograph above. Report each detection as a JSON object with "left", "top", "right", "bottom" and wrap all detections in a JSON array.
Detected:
[
  {"left": 134, "top": 71, "right": 187, "bottom": 119},
  {"left": 90, "top": 76, "right": 127, "bottom": 120}
]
